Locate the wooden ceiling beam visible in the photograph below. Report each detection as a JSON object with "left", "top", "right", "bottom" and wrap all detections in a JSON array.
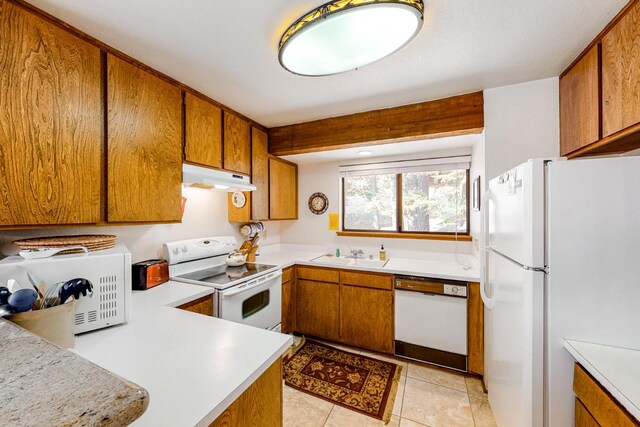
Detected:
[{"left": 268, "top": 91, "right": 484, "bottom": 156}]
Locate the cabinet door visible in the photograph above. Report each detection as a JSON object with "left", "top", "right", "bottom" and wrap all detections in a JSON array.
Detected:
[
  {"left": 560, "top": 46, "right": 600, "bottom": 155},
  {"left": 296, "top": 279, "right": 339, "bottom": 340},
  {"left": 223, "top": 112, "right": 251, "bottom": 175},
  {"left": 0, "top": 1, "right": 102, "bottom": 226},
  {"left": 602, "top": 1, "right": 640, "bottom": 137},
  {"left": 281, "top": 279, "right": 296, "bottom": 334},
  {"left": 107, "top": 54, "right": 182, "bottom": 222},
  {"left": 177, "top": 295, "right": 213, "bottom": 316},
  {"left": 252, "top": 127, "right": 269, "bottom": 220},
  {"left": 184, "top": 92, "right": 222, "bottom": 168},
  {"left": 269, "top": 158, "right": 298, "bottom": 220},
  {"left": 340, "top": 285, "right": 393, "bottom": 353}
]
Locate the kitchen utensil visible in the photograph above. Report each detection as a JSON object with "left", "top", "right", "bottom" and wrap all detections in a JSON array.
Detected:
[
  {"left": 8, "top": 289, "right": 38, "bottom": 312},
  {"left": 24, "top": 271, "right": 45, "bottom": 300},
  {"left": 7, "top": 279, "right": 23, "bottom": 293},
  {"left": 225, "top": 251, "right": 247, "bottom": 267},
  {"left": 0, "top": 304, "right": 14, "bottom": 317},
  {"left": 18, "top": 246, "right": 89, "bottom": 260},
  {"left": 58, "top": 278, "right": 93, "bottom": 305},
  {"left": 0, "top": 287, "right": 11, "bottom": 305}
]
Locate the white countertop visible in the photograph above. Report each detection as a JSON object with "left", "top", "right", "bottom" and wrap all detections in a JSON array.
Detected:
[
  {"left": 564, "top": 339, "right": 640, "bottom": 421},
  {"left": 255, "top": 244, "right": 480, "bottom": 282},
  {"left": 74, "top": 281, "right": 292, "bottom": 427}
]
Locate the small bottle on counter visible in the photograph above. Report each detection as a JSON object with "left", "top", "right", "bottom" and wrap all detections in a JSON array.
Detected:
[
  {"left": 379, "top": 245, "right": 387, "bottom": 261},
  {"left": 336, "top": 248, "right": 341, "bottom": 257}
]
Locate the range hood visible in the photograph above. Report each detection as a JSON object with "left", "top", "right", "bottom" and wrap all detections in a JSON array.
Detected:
[{"left": 182, "top": 164, "right": 256, "bottom": 192}]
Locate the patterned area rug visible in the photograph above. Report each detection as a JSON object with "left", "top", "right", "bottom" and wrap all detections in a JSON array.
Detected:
[{"left": 283, "top": 340, "right": 402, "bottom": 422}]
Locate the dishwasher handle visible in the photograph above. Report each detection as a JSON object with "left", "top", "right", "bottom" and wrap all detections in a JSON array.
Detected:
[{"left": 395, "top": 277, "right": 468, "bottom": 298}]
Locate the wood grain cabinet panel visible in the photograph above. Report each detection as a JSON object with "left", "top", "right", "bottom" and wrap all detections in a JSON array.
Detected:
[
  {"left": 269, "top": 158, "right": 298, "bottom": 220},
  {"left": 210, "top": 357, "right": 282, "bottom": 427},
  {"left": 575, "top": 399, "right": 600, "bottom": 427},
  {"left": 177, "top": 295, "right": 214, "bottom": 316},
  {"left": 0, "top": 0, "right": 102, "bottom": 226},
  {"left": 560, "top": 46, "right": 601, "bottom": 155},
  {"left": 107, "top": 54, "right": 183, "bottom": 223},
  {"left": 340, "top": 270, "right": 393, "bottom": 291},
  {"left": 252, "top": 127, "right": 270, "bottom": 220},
  {"left": 223, "top": 112, "right": 251, "bottom": 175},
  {"left": 602, "top": 1, "right": 640, "bottom": 138},
  {"left": 467, "top": 282, "right": 484, "bottom": 376},
  {"left": 296, "top": 266, "right": 339, "bottom": 283},
  {"left": 339, "top": 285, "right": 393, "bottom": 354},
  {"left": 185, "top": 92, "right": 222, "bottom": 169},
  {"left": 281, "top": 269, "right": 296, "bottom": 334},
  {"left": 296, "top": 279, "right": 339, "bottom": 341}
]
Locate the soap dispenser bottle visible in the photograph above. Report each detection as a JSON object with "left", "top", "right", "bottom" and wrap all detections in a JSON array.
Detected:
[{"left": 379, "top": 245, "right": 387, "bottom": 261}]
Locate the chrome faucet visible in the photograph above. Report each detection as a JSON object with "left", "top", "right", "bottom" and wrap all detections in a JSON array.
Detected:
[{"left": 350, "top": 248, "right": 365, "bottom": 259}]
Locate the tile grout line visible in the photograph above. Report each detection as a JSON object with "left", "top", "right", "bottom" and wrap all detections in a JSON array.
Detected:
[
  {"left": 405, "top": 374, "right": 469, "bottom": 395},
  {"left": 322, "top": 404, "right": 335, "bottom": 426}
]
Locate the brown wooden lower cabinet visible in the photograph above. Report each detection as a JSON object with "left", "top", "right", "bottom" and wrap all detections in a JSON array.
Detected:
[
  {"left": 573, "top": 363, "right": 639, "bottom": 427},
  {"left": 281, "top": 267, "right": 296, "bottom": 334},
  {"left": 177, "top": 295, "right": 214, "bottom": 316},
  {"left": 295, "top": 279, "right": 339, "bottom": 341},
  {"left": 339, "top": 284, "right": 393, "bottom": 354},
  {"left": 210, "top": 357, "right": 282, "bottom": 427},
  {"left": 467, "top": 282, "right": 484, "bottom": 376}
]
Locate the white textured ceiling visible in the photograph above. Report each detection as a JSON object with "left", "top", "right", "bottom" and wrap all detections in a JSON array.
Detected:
[{"left": 28, "top": 0, "right": 626, "bottom": 127}]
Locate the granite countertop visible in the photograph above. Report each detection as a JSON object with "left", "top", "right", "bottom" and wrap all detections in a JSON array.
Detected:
[
  {"left": 0, "top": 320, "right": 149, "bottom": 427},
  {"left": 564, "top": 339, "right": 640, "bottom": 421}
]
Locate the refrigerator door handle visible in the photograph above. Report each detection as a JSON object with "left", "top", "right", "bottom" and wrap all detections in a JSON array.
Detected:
[{"left": 480, "top": 189, "right": 494, "bottom": 309}]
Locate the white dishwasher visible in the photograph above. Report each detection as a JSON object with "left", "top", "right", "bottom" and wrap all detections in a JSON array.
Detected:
[{"left": 394, "top": 275, "right": 468, "bottom": 372}]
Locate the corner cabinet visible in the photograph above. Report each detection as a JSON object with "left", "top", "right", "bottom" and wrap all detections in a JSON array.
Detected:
[
  {"left": 269, "top": 158, "right": 298, "bottom": 220},
  {"left": 106, "top": 54, "right": 183, "bottom": 222},
  {"left": 0, "top": 0, "right": 102, "bottom": 226}
]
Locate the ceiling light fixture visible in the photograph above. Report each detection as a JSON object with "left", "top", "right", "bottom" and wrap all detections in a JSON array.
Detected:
[
  {"left": 357, "top": 150, "right": 374, "bottom": 156},
  {"left": 278, "top": 0, "right": 424, "bottom": 76}
]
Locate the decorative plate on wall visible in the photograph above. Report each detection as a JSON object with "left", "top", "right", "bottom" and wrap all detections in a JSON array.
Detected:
[
  {"left": 231, "top": 191, "right": 247, "bottom": 209},
  {"left": 308, "top": 192, "right": 329, "bottom": 215}
]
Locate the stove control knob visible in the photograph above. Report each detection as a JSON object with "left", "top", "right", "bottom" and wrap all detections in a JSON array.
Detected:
[
  {"left": 172, "top": 248, "right": 179, "bottom": 255},
  {"left": 181, "top": 246, "right": 188, "bottom": 253}
]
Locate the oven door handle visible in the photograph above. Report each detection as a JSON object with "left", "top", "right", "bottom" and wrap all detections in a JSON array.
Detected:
[{"left": 221, "top": 270, "right": 282, "bottom": 298}]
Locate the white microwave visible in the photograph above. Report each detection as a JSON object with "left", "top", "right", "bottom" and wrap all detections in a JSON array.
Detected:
[{"left": 0, "top": 245, "right": 132, "bottom": 334}]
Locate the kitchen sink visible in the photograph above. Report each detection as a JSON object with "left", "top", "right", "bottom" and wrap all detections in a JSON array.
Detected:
[{"left": 309, "top": 255, "right": 389, "bottom": 269}]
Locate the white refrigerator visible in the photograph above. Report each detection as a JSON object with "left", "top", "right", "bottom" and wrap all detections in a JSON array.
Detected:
[{"left": 481, "top": 156, "right": 640, "bottom": 427}]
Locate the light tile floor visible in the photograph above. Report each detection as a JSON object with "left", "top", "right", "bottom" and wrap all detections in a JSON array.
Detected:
[{"left": 283, "top": 342, "right": 497, "bottom": 427}]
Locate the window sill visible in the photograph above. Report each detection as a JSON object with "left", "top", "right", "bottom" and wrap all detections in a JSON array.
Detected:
[{"left": 336, "top": 231, "right": 472, "bottom": 241}]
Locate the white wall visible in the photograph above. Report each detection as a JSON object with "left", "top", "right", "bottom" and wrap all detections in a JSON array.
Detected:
[
  {"left": 0, "top": 187, "right": 282, "bottom": 263},
  {"left": 279, "top": 149, "right": 474, "bottom": 260},
  {"left": 484, "top": 77, "right": 560, "bottom": 181}
]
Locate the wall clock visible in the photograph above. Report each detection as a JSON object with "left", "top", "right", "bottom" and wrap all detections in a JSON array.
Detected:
[
  {"left": 231, "top": 191, "right": 247, "bottom": 209},
  {"left": 308, "top": 192, "right": 328, "bottom": 215}
]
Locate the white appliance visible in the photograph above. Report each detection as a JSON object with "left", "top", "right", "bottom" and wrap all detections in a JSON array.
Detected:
[
  {"left": 0, "top": 245, "right": 132, "bottom": 334},
  {"left": 481, "top": 157, "right": 640, "bottom": 427},
  {"left": 182, "top": 164, "right": 256, "bottom": 192},
  {"left": 394, "top": 275, "right": 468, "bottom": 371},
  {"left": 165, "top": 237, "right": 282, "bottom": 331}
]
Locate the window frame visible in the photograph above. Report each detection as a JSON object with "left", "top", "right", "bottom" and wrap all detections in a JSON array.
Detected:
[{"left": 341, "top": 169, "right": 471, "bottom": 237}]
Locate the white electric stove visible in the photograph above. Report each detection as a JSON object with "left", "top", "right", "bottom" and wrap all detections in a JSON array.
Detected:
[{"left": 164, "top": 237, "right": 282, "bottom": 331}]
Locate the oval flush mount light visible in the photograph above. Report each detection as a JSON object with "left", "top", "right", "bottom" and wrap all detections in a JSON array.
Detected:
[{"left": 278, "top": 0, "right": 424, "bottom": 76}]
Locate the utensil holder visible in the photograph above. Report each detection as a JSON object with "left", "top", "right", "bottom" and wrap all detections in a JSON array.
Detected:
[{"left": 8, "top": 300, "right": 76, "bottom": 348}]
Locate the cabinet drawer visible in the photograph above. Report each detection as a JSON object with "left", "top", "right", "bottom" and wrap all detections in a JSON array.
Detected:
[
  {"left": 573, "top": 363, "right": 638, "bottom": 427},
  {"left": 282, "top": 267, "right": 294, "bottom": 284},
  {"left": 575, "top": 398, "right": 599, "bottom": 427},
  {"left": 297, "top": 266, "right": 339, "bottom": 283},
  {"left": 340, "top": 270, "right": 393, "bottom": 290}
]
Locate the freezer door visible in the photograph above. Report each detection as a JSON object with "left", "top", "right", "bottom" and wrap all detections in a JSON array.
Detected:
[
  {"left": 546, "top": 157, "right": 640, "bottom": 427},
  {"left": 485, "top": 250, "right": 544, "bottom": 427},
  {"left": 488, "top": 160, "right": 545, "bottom": 268}
]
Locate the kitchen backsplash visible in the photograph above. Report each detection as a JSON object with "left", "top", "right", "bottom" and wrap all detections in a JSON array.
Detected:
[{"left": 0, "top": 187, "right": 282, "bottom": 263}]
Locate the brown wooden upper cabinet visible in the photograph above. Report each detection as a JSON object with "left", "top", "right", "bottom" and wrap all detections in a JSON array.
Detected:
[
  {"left": 269, "top": 158, "right": 298, "bottom": 220},
  {"left": 602, "top": 1, "right": 640, "bottom": 138},
  {"left": 560, "top": 46, "right": 600, "bottom": 156},
  {"left": 0, "top": 0, "right": 102, "bottom": 226},
  {"left": 223, "top": 112, "right": 251, "bottom": 175},
  {"left": 251, "top": 128, "right": 270, "bottom": 220},
  {"left": 107, "top": 54, "right": 183, "bottom": 222},
  {"left": 184, "top": 92, "right": 223, "bottom": 169}
]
